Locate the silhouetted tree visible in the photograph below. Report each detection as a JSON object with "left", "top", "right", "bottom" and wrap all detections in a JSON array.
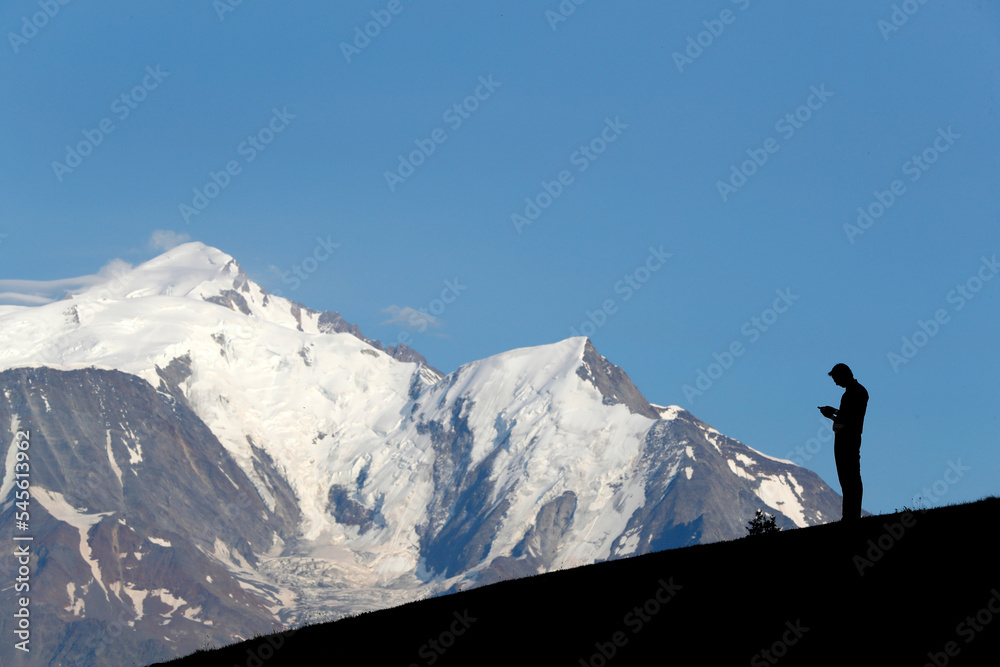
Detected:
[{"left": 746, "top": 509, "right": 779, "bottom": 536}]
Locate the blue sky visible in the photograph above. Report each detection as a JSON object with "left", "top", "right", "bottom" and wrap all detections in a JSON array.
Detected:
[{"left": 2, "top": 1, "right": 998, "bottom": 517}]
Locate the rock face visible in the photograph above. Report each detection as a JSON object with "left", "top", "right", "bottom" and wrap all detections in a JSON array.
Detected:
[
  {"left": 577, "top": 339, "right": 661, "bottom": 419},
  {"left": 604, "top": 409, "right": 842, "bottom": 559},
  {"left": 0, "top": 242, "right": 847, "bottom": 665},
  {"left": 0, "top": 367, "right": 287, "bottom": 666}
]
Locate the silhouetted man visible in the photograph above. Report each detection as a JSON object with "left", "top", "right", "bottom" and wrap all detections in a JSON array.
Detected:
[{"left": 819, "top": 364, "right": 868, "bottom": 523}]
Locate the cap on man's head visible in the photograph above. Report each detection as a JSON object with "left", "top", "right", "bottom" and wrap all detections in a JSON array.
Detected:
[{"left": 829, "top": 363, "right": 853, "bottom": 379}]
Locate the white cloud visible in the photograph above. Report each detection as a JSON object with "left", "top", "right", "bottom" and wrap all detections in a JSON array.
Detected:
[
  {"left": 148, "top": 230, "right": 191, "bottom": 252},
  {"left": 380, "top": 304, "right": 441, "bottom": 332},
  {"left": 0, "top": 258, "right": 133, "bottom": 306},
  {"left": 0, "top": 292, "right": 52, "bottom": 306}
]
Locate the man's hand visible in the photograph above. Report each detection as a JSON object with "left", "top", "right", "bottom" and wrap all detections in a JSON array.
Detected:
[{"left": 818, "top": 406, "right": 837, "bottom": 419}]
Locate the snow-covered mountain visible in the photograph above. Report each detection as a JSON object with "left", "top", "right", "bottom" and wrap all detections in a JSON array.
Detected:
[{"left": 0, "top": 243, "right": 843, "bottom": 665}]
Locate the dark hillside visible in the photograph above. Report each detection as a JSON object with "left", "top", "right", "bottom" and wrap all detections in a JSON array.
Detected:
[{"left": 156, "top": 497, "right": 1000, "bottom": 665}]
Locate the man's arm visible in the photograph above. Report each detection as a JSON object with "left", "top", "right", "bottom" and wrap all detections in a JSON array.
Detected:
[{"left": 819, "top": 405, "right": 847, "bottom": 431}]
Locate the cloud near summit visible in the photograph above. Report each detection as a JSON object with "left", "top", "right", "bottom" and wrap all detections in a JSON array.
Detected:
[
  {"left": 148, "top": 230, "right": 192, "bottom": 252},
  {"left": 380, "top": 304, "right": 442, "bottom": 332},
  {"left": 0, "top": 258, "right": 133, "bottom": 306}
]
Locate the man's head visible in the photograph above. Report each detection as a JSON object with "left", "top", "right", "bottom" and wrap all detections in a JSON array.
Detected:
[{"left": 829, "top": 363, "right": 854, "bottom": 387}]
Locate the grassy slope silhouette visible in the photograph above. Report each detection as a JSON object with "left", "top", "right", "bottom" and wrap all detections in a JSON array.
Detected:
[{"left": 156, "top": 498, "right": 1000, "bottom": 666}]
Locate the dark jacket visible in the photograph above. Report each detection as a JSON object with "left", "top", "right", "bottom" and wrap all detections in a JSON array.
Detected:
[{"left": 835, "top": 380, "right": 869, "bottom": 436}]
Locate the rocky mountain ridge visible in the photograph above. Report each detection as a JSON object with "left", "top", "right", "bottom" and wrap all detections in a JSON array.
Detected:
[{"left": 0, "top": 243, "right": 844, "bottom": 665}]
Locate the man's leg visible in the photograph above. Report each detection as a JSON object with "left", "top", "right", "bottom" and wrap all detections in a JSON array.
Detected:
[{"left": 835, "top": 436, "right": 862, "bottom": 521}]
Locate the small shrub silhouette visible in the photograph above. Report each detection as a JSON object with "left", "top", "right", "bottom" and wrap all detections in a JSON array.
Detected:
[{"left": 745, "top": 509, "right": 779, "bottom": 536}]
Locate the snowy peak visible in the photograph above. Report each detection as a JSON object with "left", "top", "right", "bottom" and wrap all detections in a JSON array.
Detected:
[
  {"left": 428, "top": 337, "right": 591, "bottom": 401},
  {"left": 399, "top": 337, "right": 666, "bottom": 581},
  {"left": 51, "top": 241, "right": 442, "bottom": 377},
  {"left": 410, "top": 336, "right": 658, "bottom": 432},
  {"left": 76, "top": 241, "right": 243, "bottom": 302},
  {"left": 423, "top": 336, "right": 655, "bottom": 412}
]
